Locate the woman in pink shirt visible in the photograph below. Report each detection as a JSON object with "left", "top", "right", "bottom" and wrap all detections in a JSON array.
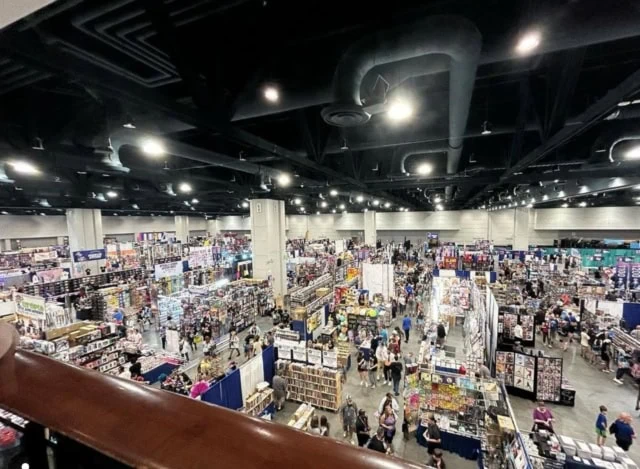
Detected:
[{"left": 533, "top": 401, "right": 554, "bottom": 432}]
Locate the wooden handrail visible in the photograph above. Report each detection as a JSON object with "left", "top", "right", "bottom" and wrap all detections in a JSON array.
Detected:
[{"left": 0, "top": 324, "right": 421, "bottom": 469}]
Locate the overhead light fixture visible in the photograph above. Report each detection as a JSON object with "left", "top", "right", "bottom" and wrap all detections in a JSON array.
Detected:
[
  {"left": 436, "top": 204, "right": 444, "bottom": 211},
  {"left": 179, "top": 182, "right": 192, "bottom": 193},
  {"left": 481, "top": 121, "right": 492, "bottom": 135},
  {"left": 340, "top": 139, "right": 349, "bottom": 151},
  {"left": 417, "top": 163, "right": 432, "bottom": 175},
  {"left": 96, "top": 193, "right": 107, "bottom": 202},
  {"left": 618, "top": 101, "right": 632, "bottom": 107},
  {"left": 433, "top": 196, "right": 442, "bottom": 204},
  {"left": 339, "top": 203, "right": 345, "bottom": 210},
  {"left": 331, "top": 209, "right": 336, "bottom": 213},
  {"left": 579, "top": 201, "right": 587, "bottom": 207},
  {"left": 316, "top": 211, "right": 320, "bottom": 215},
  {"left": 527, "top": 204, "right": 533, "bottom": 208},
  {"left": 191, "top": 198, "right": 199, "bottom": 204},
  {"left": 542, "top": 194, "right": 549, "bottom": 201},
  {"left": 106, "top": 190, "right": 118, "bottom": 198},
  {"left": 263, "top": 85, "right": 279, "bottom": 103},
  {"left": 277, "top": 173, "right": 291, "bottom": 187},
  {"left": 294, "top": 198, "right": 301, "bottom": 205},
  {"left": 561, "top": 203, "right": 569, "bottom": 208},
  {"left": 356, "top": 195, "right": 364, "bottom": 202},
  {"left": 363, "top": 208, "right": 368, "bottom": 212},
  {"left": 558, "top": 190, "right": 565, "bottom": 197},
  {"left": 384, "top": 202, "right": 391, "bottom": 208},
  {"left": 141, "top": 139, "right": 164, "bottom": 156},
  {"left": 131, "top": 204, "right": 139, "bottom": 210},
  {"left": 521, "top": 200, "right": 526, "bottom": 206},
  {"left": 530, "top": 198, "right": 536, "bottom": 204},
  {"left": 625, "top": 146, "right": 640, "bottom": 160},
  {"left": 300, "top": 207, "right": 306, "bottom": 213},
  {"left": 515, "top": 31, "right": 541, "bottom": 55},
  {"left": 8, "top": 161, "right": 40, "bottom": 175},
  {"left": 242, "top": 201, "right": 249, "bottom": 208},
  {"left": 329, "top": 189, "right": 338, "bottom": 196},
  {"left": 342, "top": 210, "right": 347, "bottom": 214},
  {"left": 32, "top": 137, "right": 44, "bottom": 151},
  {"left": 372, "top": 199, "right": 379, "bottom": 206},
  {"left": 320, "top": 201, "right": 327, "bottom": 208},
  {"left": 386, "top": 98, "right": 413, "bottom": 121},
  {"left": 553, "top": 179, "right": 559, "bottom": 183}
]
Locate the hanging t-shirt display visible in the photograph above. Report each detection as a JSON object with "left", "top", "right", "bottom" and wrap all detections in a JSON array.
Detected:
[
  {"left": 495, "top": 351, "right": 514, "bottom": 386},
  {"left": 536, "top": 357, "right": 563, "bottom": 402}
]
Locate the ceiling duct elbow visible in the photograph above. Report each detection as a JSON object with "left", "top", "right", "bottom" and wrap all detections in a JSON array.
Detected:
[{"left": 392, "top": 143, "right": 448, "bottom": 175}]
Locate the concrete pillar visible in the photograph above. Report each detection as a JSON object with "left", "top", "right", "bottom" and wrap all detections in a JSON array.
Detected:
[
  {"left": 175, "top": 216, "right": 190, "bottom": 243},
  {"left": 512, "top": 207, "right": 530, "bottom": 250},
  {"left": 250, "top": 199, "right": 287, "bottom": 298},
  {"left": 364, "top": 210, "right": 377, "bottom": 247},
  {"left": 66, "top": 209, "right": 104, "bottom": 276},
  {"left": 3, "top": 239, "right": 12, "bottom": 251},
  {"left": 207, "top": 219, "right": 219, "bottom": 237}
]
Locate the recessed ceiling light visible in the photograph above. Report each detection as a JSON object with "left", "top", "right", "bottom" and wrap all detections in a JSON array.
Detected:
[
  {"left": 179, "top": 182, "right": 192, "bottom": 193},
  {"left": 141, "top": 139, "right": 164, "bottom": 156},
  {"left": 372, "top": 199, "right": 379, "bottom": 206},
  {"left": 191, "top": 198, "right": 199, "bottom": 204},
  {"left": 515, "top": 31, "right": 541, "bottom": 55},
  {"left": 9, "top": 161, "right": 40, "bottom": 175},
  {"left": 106, "top": 190, "right": 117, "bottom": 198},
  {"left": 263, "top": 85, "right": 279, "bottom": 103},
  {"left": 277, "top": 173, "right": 291, "bottom": 187},
  {"left": 329, "top": 189, "right": 338, "bottom": 197},
  {"left": 356, "top": 195, "right": 364, "bottom": 202},
  {"left": 384, "top": 202, "right": 391, "bottom": 208},
  {"left": 417, "top": 163, "right": 432, "bottom": 175},
  {"left": 387, "top": 98, "right": 413, "bottom": 121}
]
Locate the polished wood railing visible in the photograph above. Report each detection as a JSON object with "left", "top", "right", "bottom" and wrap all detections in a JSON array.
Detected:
[{"left": 0, "top": 324, "right": 421, "bottom": 469}]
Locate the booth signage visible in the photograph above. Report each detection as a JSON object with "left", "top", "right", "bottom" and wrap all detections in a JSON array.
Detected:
[
  {"left": 154, "top": 261, "right": 184, "bottom": 280},
  {"left": 14, "top": 293, "right": 46, "bottom": 320},
  {"left": 73, "top": 249, "right": 106, "bottom": 262},
  {"left": 33, "top": 251, "right": 58, "bottom": 262}
]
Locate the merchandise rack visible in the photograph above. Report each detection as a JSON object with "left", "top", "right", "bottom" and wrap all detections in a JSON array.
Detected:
[
  {"left": 243, "top": 388, "right": 274, "bottom": 417},
  {"left": 279, "top": 361, "right": 343, "bottom": 411}
]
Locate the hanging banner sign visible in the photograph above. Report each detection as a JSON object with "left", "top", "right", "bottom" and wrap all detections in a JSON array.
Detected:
[
  {"left": 73, "top": 249, "right": 106, "bottom": 263},
  {"left": 615, "top": 263, "right": 630, "bottom": 289},
  {"left": 188, "top": 246, "right": 213, "bottom": 268},
  {"left": 427, "top": 232, "right": 439, "bottom": 240},
  {"left": 13, "top": 293, "right": 46, "bottom": 320},
  {"left": 33, "top": 251, "right": 58, "bottom": 262},
  {"left": 154, "top": 260, "right": 184, "bottom": 280},
  {"left": 630, "top": 263, "right": 640, "bottom": 289}
]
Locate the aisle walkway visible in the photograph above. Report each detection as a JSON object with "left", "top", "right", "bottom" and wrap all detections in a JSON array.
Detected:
[
  {"left": 507, "top": 337, "right": 640, "bottom": 462},
  {"left": 272, "top": 317, "right": 476, "bottom": 469}
]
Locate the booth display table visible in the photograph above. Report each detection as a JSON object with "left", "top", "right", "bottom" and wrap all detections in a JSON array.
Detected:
[
  {"left": 142, "top": 361, "right": 179, "bottom": 383},
  {"left": 416, "top": 423, "right": 482, "bottom": 460}
]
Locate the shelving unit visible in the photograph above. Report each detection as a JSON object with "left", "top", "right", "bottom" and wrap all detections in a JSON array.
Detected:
[
  {"left": 279, "top": 361, "right": 342, "bottom": 411},
  {"left": 243, "top": 388, "right": 274, "bottom": 417}
]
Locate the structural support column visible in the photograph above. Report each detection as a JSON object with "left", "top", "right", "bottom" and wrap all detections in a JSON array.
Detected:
[
  {"left": 512, "top": 207, "right": 530, "bottom": 251},
  {"left": 364, "top": 210, "right": 377, "bottom": 246},
  {"left": 250, "top": 199, "right": 287, "bottom": 298},
  {"left": 3, "top": 239, "right": 12, "bottom": 251},
  {"left": 175, "top": 216, "right": 189, "bottom": 243},
  {"left": 207, "top": 219, "right": 219, "bottom": 237},
  {"left": 66, "top": 209, "right": 104, "bottom": 276}
]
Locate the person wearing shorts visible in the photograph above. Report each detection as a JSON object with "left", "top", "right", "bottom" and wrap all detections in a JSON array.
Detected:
[{"left": 595, "top": 405, "right": 608, "bottom": 446}]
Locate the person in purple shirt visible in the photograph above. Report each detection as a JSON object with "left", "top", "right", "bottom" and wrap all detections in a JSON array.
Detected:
[{"left": 533, "top": 401, "right": 554, "bottom": 432}]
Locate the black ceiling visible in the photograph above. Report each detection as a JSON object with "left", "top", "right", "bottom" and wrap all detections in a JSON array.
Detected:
[{"left": 2, "top": 0, "right": 640, "bottom": 217}]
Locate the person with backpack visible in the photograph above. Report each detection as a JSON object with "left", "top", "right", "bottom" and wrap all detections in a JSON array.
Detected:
[
  {"left": 548, "top": 317, "right": 559, "bottom": 349},
  {"left": 610, "top": 413, "right": 636, "bottom": 451}
]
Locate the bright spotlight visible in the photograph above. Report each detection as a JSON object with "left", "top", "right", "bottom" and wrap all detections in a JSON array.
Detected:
[
  {"left": 106, "top": 191, "right": 118, "bottom": 198},
  {"left": 339, "top": 203, "right": 345, "bottom": 210},
  {"left": 436, "top": 204, "right": 444, "bottom": 211},
  {"left": 433, "top": 196, "right": 442, "bottom": 204},
  {"left": 625, "top": 146, "right": 640, "bottom": 160},
  {"left": 372, "top": 199, "right": 380, "bottom": 206},
  {"left": 179, "top": 182, "right": 192, "bottom": 193},
  {"left": 331, "top": 209, "right": 336, "bottom": 213},
  {"left": 417, "top": 163, "right": 432, "bottom": 175},
  {"left": 562, "top": 203, "right": 569, "bottom": 208},
  {"left": 515, "top": 31, "right": 541, "bottom": 55},
  {"left": 191, "top": 198, "right": 199, "bottom": 204},
  {"left": 384, "top": 202, "right": 391, "bottom": 208},
  {"left": 8, "top": 161, "right": 39, "bottom": 175},
  {"left": 329, "top": 189, "right": 338, "bottom": 196},
  {"left": 542, "top": 194, "right": 549, "bottom": 201},
  {"left": 320, "top": 201, "right": 327, "bottom": 208},
  {"left": 387, "top": 99, "right": 413, "bottom": 121},
  {"left": 579, "top": 201, "right": 587, "bottom": 207},
  {"left": 356, "top": 195, "right": 364, "bottom": 202},
  {"left": 277, "top": 173, "right": 291, "bottom": 187},
  {"left": 263, "top": 86, "right": 279, "bottom": 103},
  {"left": 141, "top": 139, "right": 164, "bottom": 156},
  {"left": 242, "top": 201, "right": 249, "bottom": 208},
  {"left": 294, "top": 198, "right": 301, "bottom": 205}
]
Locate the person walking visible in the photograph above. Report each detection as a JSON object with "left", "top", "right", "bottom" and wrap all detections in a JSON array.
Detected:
[
  {"left": 272, "top": 368, "right": 287, "bottom": 411},
  {"left": 357, "top": 351, "right": 368, "bottom": 387},
  {"left": 367, "top": 354, "right": 378, "bottom": 389},
  {"left": 402, "top": 313, "right": 412, "bottom": 344},
  {"left": 398, "top": 294, "right": 406, "bottom": 316},
  {"left": 610, "top": 413, "right": 636, "bottom": 451},
  {"left": 367, "top": 427, "right": 388, "bottom": 453},
  {"left": 424, "top": 414, "right": 442, "bottom": 454},
  {"left": 595, "top": 405, "right": 608, "bottom": 447},
  {"left": 228, "top": 330, "right": 241, "bottom": 359},
  {"left": 355, "top": 409, "right": 370, "bottom": 447},
  {"left": 376, "top": 342, "right": 388, "bottom": 383},
  {"left": 159, "top": 325, "right": 167, "bottom": 350},
  {"left": 379, "top": 404, "right": 397, "bottom": 447},
  {"left": 339, "top": 395, "right": 358, "bottom": 441},
  {"left": 390, "top": 354, "right": 403, "bottom": 396}
]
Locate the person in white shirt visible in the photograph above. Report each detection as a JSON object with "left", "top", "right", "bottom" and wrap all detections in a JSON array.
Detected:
[
  {"left": 580, "top": 330, "right": 591, "bottom": 357},
  {"left": 376, "top": 343, "right": 389, "bottom": 383},
  {"left": 378, "top": 392, "right": 400, "bottom": 416},
  {"left": 130, "top": 328, "right": 143, "bottom": 348}
]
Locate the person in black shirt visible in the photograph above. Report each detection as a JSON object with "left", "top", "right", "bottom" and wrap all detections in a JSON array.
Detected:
[
  {"left": 367, "top": 427, "right": 387, "bottom": 453},
  {"left": 424, "top": 414, "right": 442, "bottom": 454},
  {"left": 355, "top": 409, "right": 370, "bottom": 447}
]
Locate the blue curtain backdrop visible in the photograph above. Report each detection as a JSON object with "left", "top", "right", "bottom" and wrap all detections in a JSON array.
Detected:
[
  {"left": 201, "top": 381, "right": 224, "bottom": 406},
  {"left": 262, "top": 346, "right": 275, "bottom": 385},
  {"left": 220, "top": 369, "right": 243, "bottom": 410}
]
